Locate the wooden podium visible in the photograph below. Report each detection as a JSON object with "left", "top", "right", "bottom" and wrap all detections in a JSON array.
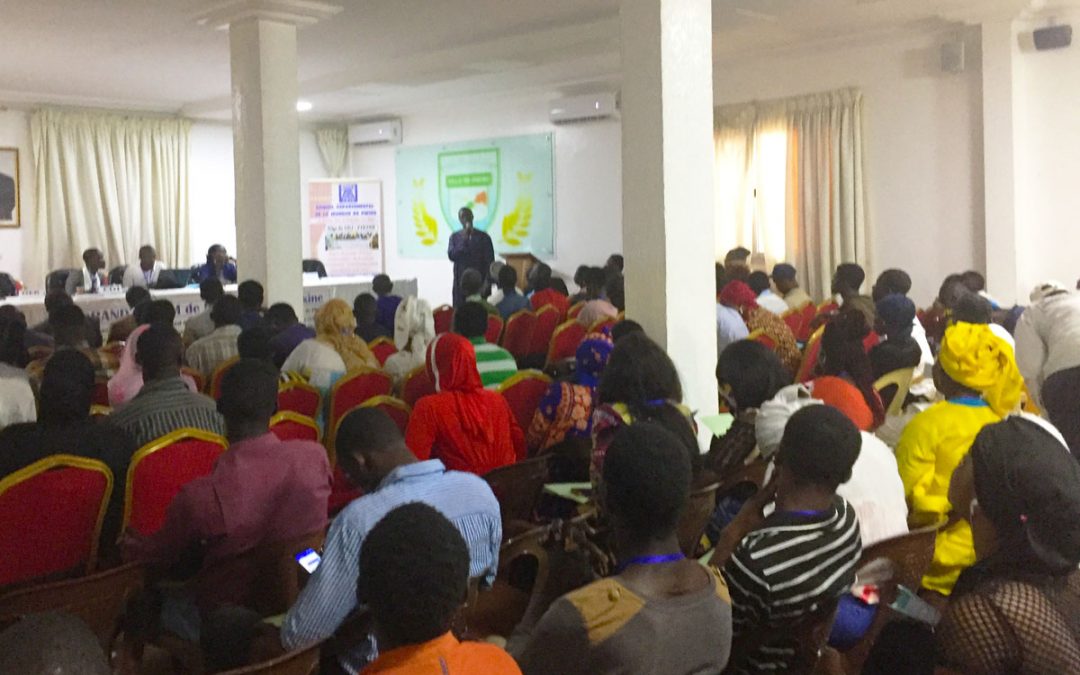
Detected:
[{"left": 501, "top": 253, "right": 542, "bottom": 291}]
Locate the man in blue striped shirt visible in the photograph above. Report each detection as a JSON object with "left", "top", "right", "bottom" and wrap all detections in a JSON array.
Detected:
[{"left": 280, "top": 407, "right": 502, "bottom": 674}]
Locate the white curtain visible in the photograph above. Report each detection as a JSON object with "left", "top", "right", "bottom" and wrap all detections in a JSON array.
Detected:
[
  {"left": 715, "top": 89, "right": 869, "bottom": 300},
  {"left": 316, "top": 127, "right": 349, "bottom": 177},
  {"left": 30, "top": 108, "right": 190, "bottom": 285}
]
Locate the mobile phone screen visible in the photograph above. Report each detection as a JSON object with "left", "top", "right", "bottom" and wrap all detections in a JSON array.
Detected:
[{"left": 296, "top": 548, "right": 321, "bottom": 574}]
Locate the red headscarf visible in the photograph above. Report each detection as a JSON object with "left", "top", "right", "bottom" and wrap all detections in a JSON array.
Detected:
[
  {"left": 426, "top": 333, "right": 492, "bottom": 443},
  {"left": 720, "top": 280, "right": 760, "bottom": 314}
]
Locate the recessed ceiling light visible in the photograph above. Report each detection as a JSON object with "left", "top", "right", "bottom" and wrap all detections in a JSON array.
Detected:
[{"left": 296, "top": 100, "right": 313, "bottom": 112}]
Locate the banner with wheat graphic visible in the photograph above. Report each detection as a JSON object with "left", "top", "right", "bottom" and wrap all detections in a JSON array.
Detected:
[{"left": 395, "top": 133, "right": 554, "bottom": 259}]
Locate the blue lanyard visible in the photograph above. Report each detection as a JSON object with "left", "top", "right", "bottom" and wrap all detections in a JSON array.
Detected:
[
  {"left": 950, "top": 396, "right": 988, "bottom": 408},
  {"left": 616, "top": 552, "right": 685, "bottom": 574}
]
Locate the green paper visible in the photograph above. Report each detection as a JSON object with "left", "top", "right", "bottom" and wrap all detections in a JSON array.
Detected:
[{"left": 700, "top": 413, "right": 736, "bottom": 437}]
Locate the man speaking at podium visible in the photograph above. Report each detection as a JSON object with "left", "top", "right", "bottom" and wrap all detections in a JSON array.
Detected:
[{"left": 447, "top": 207, "right": 494, "bottom": 308}]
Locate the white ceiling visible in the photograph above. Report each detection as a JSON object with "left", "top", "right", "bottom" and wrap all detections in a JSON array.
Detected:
[{"left": 0, "top": 0, "right": 1062, "bottom": 121}]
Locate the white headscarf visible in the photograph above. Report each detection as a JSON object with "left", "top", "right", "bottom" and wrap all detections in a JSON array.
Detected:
[
  {"left": 1030, "top": 281, "right": 1070, "bottom": 304},
  {"left": 393, "top": 296, "right": 435, "bottom": 353},
  {"left": 754, "top": 384, "right": 823, "bottom": 458}
]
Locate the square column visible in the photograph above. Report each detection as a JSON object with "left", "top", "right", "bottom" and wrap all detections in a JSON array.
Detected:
[
  {"left": 229, "top": 17, "right": 304, "bottom": 311},
  {"left": 620, "top": 0, "right": 719, "bottom": 420}
]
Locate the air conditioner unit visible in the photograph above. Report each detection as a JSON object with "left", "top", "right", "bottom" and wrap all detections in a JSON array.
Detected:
[
  {"left": 549, "top": 93, "right": 618, "bottom": 124},
  {"left": 348, "top": 119, "right": 402, "bottom": 146}
]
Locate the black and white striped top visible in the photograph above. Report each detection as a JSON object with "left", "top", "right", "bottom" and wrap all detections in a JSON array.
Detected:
[{"left": 723, "top": 497, "right": 862, "bottom": 674}]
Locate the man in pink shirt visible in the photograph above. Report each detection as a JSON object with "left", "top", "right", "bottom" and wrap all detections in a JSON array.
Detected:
[{"left": 123, "top": 358, "right": 331, "bottom": 639}]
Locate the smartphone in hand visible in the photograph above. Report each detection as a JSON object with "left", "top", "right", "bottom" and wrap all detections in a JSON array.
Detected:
[{"left": 296, "top": 548, "right": 322, "bottom": 574}]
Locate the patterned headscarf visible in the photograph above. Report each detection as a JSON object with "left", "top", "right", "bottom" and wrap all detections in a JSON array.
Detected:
[
  {"left": 939, "top": 322, "right": 1024, "bottom": 417},
  {"left": 315, "top": 298, "right": 378, "bottom": 372},
  {"left": 719, "top": 280, "right": 759, "bottom": 313},
  {"left": 575, "top": 332, "right": 614, "bottom": 388},
  {"left": 876, "top": 293, "right": 915, "bottom": 340}
]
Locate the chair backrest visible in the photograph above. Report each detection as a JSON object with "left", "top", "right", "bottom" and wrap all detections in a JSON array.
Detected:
[
  {"left": 301, "top": 259, "right": 327, "bottom": 278},
  {"left": 501, "top": 310, "right": 537, "bottom": 360},
  {"left": 677, "top": 482, "right": 720, "bottom": 558},
  {"left": 90, "top": 404, "right": 112, "bottom": 417},
  {"left": 567, "top": 301, "right": 585, "bottom": 320},
  {"left": 528, "top": 305, "right": 561, "bottom": 356},
  {"left": 108, "top": 265, "right": 127, "bottom": 285},
  {"left": 277, "top": 380, "right": 323, "bottom": 418},
  {"left": 91, "top": 378, "right": 110, "bottom": 407},
  {"left": 717, "top": 458, "right": 769, "bottom": 497},
  {"left": 873, "top": 368, "right": 916, "bottom": 417},
  {"left": 498, "top": 370, "right": 553, "bottom": 432},
  {"left": 218, "top": 642, "right": 322, "bottom": 675},
  {"left": 747, "top": 328, "right": 778, "bottom": 351},
  {"left": 486, "top": 314, "right": 504, "bottom": 345},
  {"left": 46, "top": 268, "right": 77, "bottom": 292},
  {"left": 270, "top": 412, "right": 321, "bottom": 443},
  {"left": 589, "top": 316, "right": 618, "bottom": 335},
  {"left": 181, "top": 366, "right": 206, "bottom": 394},
  {"left": 796, "top": 326, "right": 826, "bottom": 383},
  {"left": 461, "top": 524, "right": 551, "bottom": 640},
  {"left": 0, "top": 563, "right": 145, "bottom": 650},
  {"left": 0, "top": 456, "right": 113, "bottom": 586},
  {"left": 483, "top": 456, "right": 551, "bottom": 529},
  {"left": 328, "top": 368, "right": 393, "bottom": 437},
  {"left": 123, "top": 429, "right": 228, "bottom": 536},
  {"left": 782, "top": 309, "right": 805, "bottom": 343},
  {"left": 367, "top": 337, "right": 397, "bottom": 366},
  {"left": 359, "top": 395, "right": 412, "bottom": 435},
  {"left": 402, "top": 365, "right": 436, "bottom": 407},
  {"left": 433, "top": 305, "right": 454, "bottom": 335},
  {"left": 209, "top": 355, "right": 241, "bottom": 398},
  {"left": 858, "top": 524, "right": 940, "bottom": 593},
  {"left": 798, "top": 303, "right": 818, "bottom": 342},
  {"left": 546, "top": 319, "right": 587, "bottom": 367}
]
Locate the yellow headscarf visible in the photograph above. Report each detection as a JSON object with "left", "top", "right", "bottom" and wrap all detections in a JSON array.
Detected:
[
  {"left": 315, "top": 298, "right": 379, "bottom": 372},
  {"left": 938, "top": 322, "right": 1024, "bottom": 417}
]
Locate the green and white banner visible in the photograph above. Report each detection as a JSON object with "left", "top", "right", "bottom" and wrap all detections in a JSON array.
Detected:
[{"left": 395, "top": 133, "right": 555, "bottom": 259}]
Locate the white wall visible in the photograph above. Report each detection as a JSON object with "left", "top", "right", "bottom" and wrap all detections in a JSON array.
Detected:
[
  {"left": 0, "top": 109, "right": 34, "bottom": 282},
  {"left": 714, "top": 28, "right": 986, "bottom": 306},
  {"left": 349, "top": 95, "right": 623, "bottom": 307}
]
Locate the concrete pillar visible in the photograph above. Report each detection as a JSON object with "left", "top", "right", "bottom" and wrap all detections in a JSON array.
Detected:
[{"left": 620, "top": 0, "right": 719, "bottom": 423}]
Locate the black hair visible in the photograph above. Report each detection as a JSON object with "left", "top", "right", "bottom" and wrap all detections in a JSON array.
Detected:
[
  {"left": 206, "top": 244, "right": 226, "bottom": 264},
  {"left": 715, "top": 263, "right": 727, "bottom": 294},
  {"left": 498, "top": 265, "right": 518, "bottom": 291},
  {"left": 0, "top": 317, "right": 27, "bottom": 367},
  {"left": 137, "top": 324, "right": 183, "bottom": 377},
  {"left": 776, "top": 405, "right": 861, "bottom": 490},
  {"left": 266, "top": 302, "right": 298, "bottom": 329},
  {"left": 530, "top": 263, "right": 553, "bottom": 291},
  {"left": 747, "top": 271, "right": 771, "bottom": 296},
  {"left": 238, "top": 325, "right": 275, "bottom": 362},
  {"left": 603, "top": 422, "right": 692, "bottom": 540},
  {"left": 717, "top": 340, "right": 792, "bottom": 411},
  {"left": 584, "top": 267, "right": 607, "bottom": 294},
  {"left": 938, "top": 274, "right": 966, "bottom": 308},
  {"left": 200, "top": 278, "right": 225, "bottom": 304},
  {"left": 237, "top": 280, "right": 264, "bottom": 310},
  {"left": 143, "top": 299, "right": 176, "bottom": 326},
  {"left": 605, "top": 254, "right": 624, "bottom": 273},
  {"left": 453, "top": 302, "right": 488, "bottom": 340},
  {"left": 873, "top": 269, "right": 912, "bottom": 300},
  {"left": 44, "top": 290, "right": 73, "bottom": 317},
  {"left": 372, "top": 274, "right": 393, "bottom": 296},
  {"left": 605, "top": 274, "right": 625, "bottom": 311},
  {"left": 611, "top": 319, "right": 644, "bottom": 343},
  {"left": 961, "top": 270, "right": 986, "bottom": 293},
  {"left": 821, "top": 311, "right": 884, "bottom": 427},
  {"left": 725, "top": 247, "right": 751, "bottom": 264},
  {"left": 834, "top": 263, "right": 866, "bottom": 292},
  {"left": 353, "top": 293, "right": 378, "bottom": 322},
  {"left": 551, "top": 278, "right": 570, "bottom": 296},
  {"left": 51, "top": 304, "right": 87, "bottom": 346},
  {"left": 41, "top": 350, "right": 95, "bottom": 425},
  {"left": 138, "top": 244, "right": 155, "bottom": 257},
  {"left": 460, "top": 268, "right": 483, "bottom": 296},
  {"left": 574, "top": 265, "right": 589, "bottom": 286},
  {"left": 358, "top": 503, "right": 469, "bottom": 648},
  {"left": 210, "top": 295, "right": 242, "bottom": 327},
  {"left": 125, "top": 286, "right": 152, "bottom": 309},
  {"left": 336, "top": 407, "right": 405, "bottom": 459},
  {"left": 953, "top": 291, "right": 993, "bottom": 324},
  {"left": 82, "top": 248, "right": 102, "bottom": 265},
  {"left": 218, "top": 358, "right": 279, "bottom": 421}
]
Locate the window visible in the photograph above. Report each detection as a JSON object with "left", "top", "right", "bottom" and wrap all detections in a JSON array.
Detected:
[{"left": 714, "top": 124, "right": 789, "bottom": 267}]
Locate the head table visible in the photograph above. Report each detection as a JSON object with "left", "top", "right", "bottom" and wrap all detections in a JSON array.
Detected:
[{"left": 3, "top": 276, "right": 419, "bottom": 340}]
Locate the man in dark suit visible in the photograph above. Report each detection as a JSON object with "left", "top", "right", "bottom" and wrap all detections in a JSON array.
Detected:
[
  {"left": 0, "top": 172, "right": 14, "bottom": 221},
  {"left": 447, "top": 207, "right": 494, "bottom": 308}
]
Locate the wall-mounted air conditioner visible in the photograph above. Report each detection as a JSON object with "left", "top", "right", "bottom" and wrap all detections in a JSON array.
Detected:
[
  {"left": 549, "top": 93, "right": 618, "bottom": 124},
  {"left": 348, "top": 119, "right": 403, "bottom": 146}
]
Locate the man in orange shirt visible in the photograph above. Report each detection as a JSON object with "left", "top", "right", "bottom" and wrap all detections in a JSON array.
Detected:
[{"left": 359, "top": 502, "right": 521, "bottom": 674}]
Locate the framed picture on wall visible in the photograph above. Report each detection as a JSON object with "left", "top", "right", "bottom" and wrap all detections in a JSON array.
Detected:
[{"left": 0, "top": 148, "right": 19, "bottom": 228}]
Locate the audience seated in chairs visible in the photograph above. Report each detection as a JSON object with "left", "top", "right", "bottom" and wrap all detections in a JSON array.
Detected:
[
  {"left": 372, "top": 273, "right": 402, "bottom": 335},
  {"left": 282, "top": 298, "right": 378, "bottom": 396},
  {"left": 0, "top": 315, "right": 35, "bottom": 429},
  {"left": 382, "top": 296, "right": 435, "bottom": 390},
  {"left": 183, "top": 278, "right": 225, "bottom": 347},
  {"left": 352, "top": 292, "right": 390, "bottom": 343},
  {"left": 121, "top": 358, "right": 330, "bottom": 642},
  {"left": 0, "top": 305, "right": 52, "bottom": 351},
  {"left": 771, "top": 263, "right": 813, "bottom": 311},
  {"left": 720, "top": 280, "right": 801, "bottom": 375},
  {"left": 105, "top": 285, "right": 150, "bottom": 344},
  {"left": 870, "top": 293, "right": 923, "bottom": 383},
  {"left": 528, "top": 263, "right": 570, "bottom": 321},
  {"left": 747, "top": 270, "right": 790, "bottom": 315},
  {"left": 281, "top": 407, "right": 500, "bottom": 673},
  {"left": 496, "top": 265, "right": 530, "bottom": 321},
  {"left": 186, "top": 294, "right": 244, "bottom": 381},
  {"left": 26, "top": 303, "right": 107, "bottom": 387},
  {"left": 708, "top": 405, "right": 863, "bottom": 674},
  {"left": 31, "top": 289, "right": 103, "bottom": 348},
  {"left": 110, "top": 324, "right": 225, "bottom": 448},
  {"left": 461, "top": 268, "right": 500, "bottom": 317},
  {"left": 575, "top": 266, "right": 619, "bottom": 329},
  {"left": 810, "top": 309, "right": 886, "bottom": 430},
  {"left": 264, "top": 302, "right": 314, "bottom": 369},
  {"left": 508, "top": 422, "right": 733, "bottom": 675},
  {"left": 0, "top": 612, "right": 111, "bottom": 675},
  {"left": 871, "top": 268, "right": 934, "bottom": 375},
  {"left": 0, "top": 350, "right": 136, "bottom": 549},
  {"left": 237, "top": 280, "right": 266, "bottom": 331},
  {"left": 454, "top": 301, "right": 518, "bottom": 389},
  {"left": 108, "top": 299, "right": 199, "bottom": 408}
]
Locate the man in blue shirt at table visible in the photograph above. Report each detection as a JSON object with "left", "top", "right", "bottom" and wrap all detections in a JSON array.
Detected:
[
  {"left": 447, "top": 207, "right": 494, "bottom": 308},
  {"left": 192, "top": 244, "right": 237, "bottom": 284},
  {"left": 279, "top": 407, "right": 502, "bottom": 673}
]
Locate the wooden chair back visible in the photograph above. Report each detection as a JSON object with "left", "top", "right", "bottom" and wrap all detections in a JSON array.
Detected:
[
  {"left": 209, "top": 356, "right": 241, "bottom": 398},
  {"left": 402, "top": 365, "right": 436, "bottom": 407},
  {"left": 873, "top": 368, "right": 916, "bottom": 417},
  {"left": 433, "top": 304, "right": 454, "bottom": 335},
  {"left": 0, "top": 563, "right": 145, "bottom": 650},
  {"left": 546, "top": 320, "right": 586, "bottom": 367},
  {"left": 528, "top": 305, "right": 561, "bottom": 357},
  {"left": 677, "top": 482, "right": 719, "bottom": 558},
  {"left": 501, "top": 309, "right": 536, "bottom": 360},
  {"left": 498, "top": 370, "right": 553, "bottom": 432},
  {"left": 483, "top": 456, "right": 551, "bottom": 530},
  {"left": 270, "top": 412, "right": 321, "bottom": 443},
  {"left": 367, "top": 337, "right": 397, "bottom": 366},
  {"left": 486, "top": 314, "right": 504, "bottom": 345},
  {"left": 461, "top": 525, "right": 551, "bottom": 640},
  {"left": 0, "top": 456, "right": 113, "bottom": 586},
  {"left": 277, "top": 380, "right": 322, "bottom": 419},
  {"left": 218, "top": 641, "right": 321, "bottom": 675}
]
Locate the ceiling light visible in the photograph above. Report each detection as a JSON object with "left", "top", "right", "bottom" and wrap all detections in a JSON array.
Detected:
[{"left": 296, "top": 100, "right": 313, "bottom": 112}]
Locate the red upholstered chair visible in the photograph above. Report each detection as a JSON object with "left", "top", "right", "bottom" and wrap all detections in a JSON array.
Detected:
[
  {"left": 181, "top": 366, "right": 206, "bottom": 394},
  {"left": 270, "top": 412, "right": 321, "bottom": 443},
  {"left": 0, "top": 456, "right": 113, "bottom": 586},
  {"left": 590, "top": 316, "right": 618, "bottom": 335},
  {"left": 123, "top": 429, "right": 228, "bottom": 537},
  {"left": 486, "top": 314, "right": 504, "bottom": 345},
  {"left": 498, "top": 370, "right": 553, "bottom": 432},
  {"left": 748, "top": 329, "right": 778, "bottom": 351},
  {"left": 368, "top": 337, "right": 397, "bottom": 366},
  {"left": 433, "top": 305, "right": 454, "bottom": 335},
  {"left": 796, "top": 326, "right": 826, "bottom": 383},
  {"left": 402, "top": 365, "right": 436, "bottom": 408},
  {"left": 92, "top": 379, "right": 110, "bottom": 407},
  {"left": 782, "top": 308, "right": 805, "bottom": 343},
  {"left": 360, "top": 396, "right": 412, "bottom": 435},
  {"left": 528, "top": 306, "right": 561, "bottom": 358},
  {"left": 567, "top": 301, "right": 585, "bottom": 321},
  {"left": 208, "top": 356, "right": 240, "bottom": 399},
  {"left": 328, "top": 368, "right": 393, "bottom": 448},
  {"left": 799, "top": 302, "right": 817, "bottom": 342},
  {"left": 277, "top": 380, "right": 322, "bottom": 419},
  {"left": 501, "top": 310, "right": 537, "bottom": 360},
  {"left": 546, "top": 320, "right": 587, "bottom": 367}
]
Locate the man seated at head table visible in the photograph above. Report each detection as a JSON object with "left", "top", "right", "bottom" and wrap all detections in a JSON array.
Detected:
[
  {"left": 65, "top": 248, "right": 108, "bottom": 296},
  {"left": 192, "top": 243, "right": 238, "bottom": 284},
  {"left": 122, "top": 244, "right": 166, "bottom": 288}
]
